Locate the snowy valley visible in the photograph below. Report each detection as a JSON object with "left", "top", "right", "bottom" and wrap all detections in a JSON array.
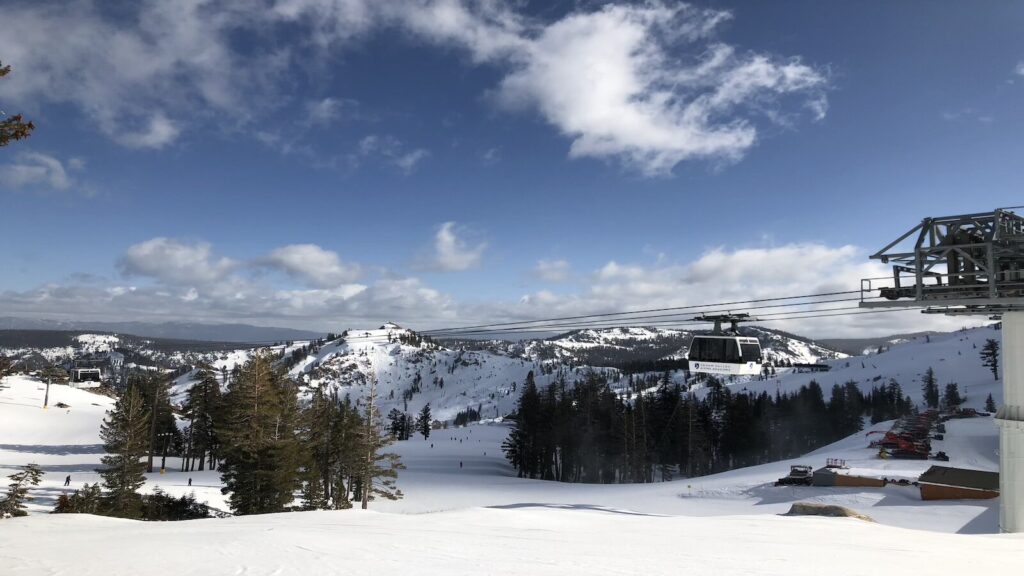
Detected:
[{"left": 1, "top": 322, "right": 1020, "bottom": 574}]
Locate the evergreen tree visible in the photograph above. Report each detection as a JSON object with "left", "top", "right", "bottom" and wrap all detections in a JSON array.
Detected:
[
  {"left": 0, "top": 355, "right": 12, "bottom": 378},
  {"left": 182, "top": 368, "right": 222, "bottom": 472},
  {"left": 299, "top": 386, "right": 333, "bottom": 510},
  {"left": 942, "top": 383, "right": 963, "bottom": 410},
  {"left": 985, "top": 393, "right": 997, "bottom": 413},
  {"left": 0, "top": 463, "right": 43, "bottom": 518},
  {"left": 218, "top": 351, "right": 302, "bottom": 515},
  {"left": 387, "top": 408, "right": 406, "bottom": 439},
  {"left": 0, "top": 62, "right": 34, "bottom": 147},
  {"left": 921, "top": 367, "right": 940, "bottom": 409},
  {"left": 133, "top": 372, "right": 178, "bottom": 473},
  {"left": 327, "top": 394, "right": 364, "bottom": 509},
  {"left": 98, "top": 385, "right": 150, "bottom": 518},
  {"left": 53, "top": 483, "right": 102, "bottom": 515},
  {"left": 980, "top": 338, "right": 1000, "bottom": 380},
  {"left": 416, "top": 403, "right": 432, "bottom": 440},
  {"left": 358, "top": 377, "right": 405, "bottom": 509}
]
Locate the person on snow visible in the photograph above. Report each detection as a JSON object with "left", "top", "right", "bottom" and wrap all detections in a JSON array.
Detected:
[{"left": 64, "top": 475, "right": 71, "bottom": 487}]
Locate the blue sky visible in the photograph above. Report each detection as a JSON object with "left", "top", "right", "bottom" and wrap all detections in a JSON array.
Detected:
[{"left": 0, "top": 1, "right": 1022, "bottom": 337}]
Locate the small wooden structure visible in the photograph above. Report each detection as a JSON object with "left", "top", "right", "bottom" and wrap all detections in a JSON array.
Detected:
[{"left": 918, "top": 465, "right": 999, "bottom": 501}]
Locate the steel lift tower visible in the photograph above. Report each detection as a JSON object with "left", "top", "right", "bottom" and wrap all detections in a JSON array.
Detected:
[{"left": 860, "top": 207, "right": 1024, "bottom": 531}]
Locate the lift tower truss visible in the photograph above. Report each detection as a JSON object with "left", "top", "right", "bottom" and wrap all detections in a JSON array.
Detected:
[{"left": 860, "top": 207, "right": 1024, "bottom": 532}]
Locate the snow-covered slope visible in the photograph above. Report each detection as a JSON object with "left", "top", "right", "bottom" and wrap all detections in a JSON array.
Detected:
[
  {"left": 735, "top": 325, "right": 1003, "bottom": 409},
  {"left": 0, "top": 320, "right": 1017, "bottom": 576},
  {"left": 4, "top": 499, "right": 1020, "bottom": 576},
  {"left": 518, "top": 325, "right": 846, "bottom": 367},
  {"left": 288, "top": 326, "right": 609, "bottom": 421},
  {"left": 0, "top": 381, "right": 1016, "bottom": 576}
]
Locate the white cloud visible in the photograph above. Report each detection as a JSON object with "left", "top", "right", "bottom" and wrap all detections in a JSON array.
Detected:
[
  {"left": 0, "top": 1, "right": 825, "bottom": 173},
  {"left": 495, "top": 6, "right": 826, "bottom": 175},
  {"left": 427, "top": 222, "right": 487, "bottom": 272},
  {"left": 112, "top": 112, "right": 181, "bottom": 149},
  {"left": 534, "top": 259, "right": 571, "bottom": 282},
  {"left": 354, "top": 134, "right": 430, "bottom": 173},
  {"left": 305, "top": 97, "right": 354, "bottom": 125},
  {"left": 1016, "top": 61, "right": 1024, "bottom": 77},
  {"left": 0, "top": 239, "right": 989, "bottom": 337},
  {"left": 0, "top": 0, "right": 277, "bottom": 149},
  {"left": 480, "top": 147, "right": 500, "bottom": 164},
  {"left": 394, "top": 149, "right": 430, "bottom": 173},
  {"left": 0, "top": 151, "right": 76, "bottom": 190},
  {"left": 264, "top": 244, "right": 362, "bottom": 287},
  {"left": 511, "top": 244, "right": 984, "bottom": 338},
  {"left": 118, "top": 238, "right": 236, "bottom": 286},
  {"left": 940, "top": 108, "right": 994, "bottom": 124}
]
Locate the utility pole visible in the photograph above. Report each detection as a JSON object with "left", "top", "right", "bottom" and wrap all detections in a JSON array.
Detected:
[
  {"left": 687, "top": 392, "right": 693, "bottom": 478},
  {"left": 157, "top": 431, "right": 173, "bottom": 474},
  {"left": 43, "top": 376, "right": 51, "bottom": 410}
]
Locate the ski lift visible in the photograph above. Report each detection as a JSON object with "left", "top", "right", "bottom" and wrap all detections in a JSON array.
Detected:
[{"left": 687, "top": 314, "right": 764, "bottom": 376}]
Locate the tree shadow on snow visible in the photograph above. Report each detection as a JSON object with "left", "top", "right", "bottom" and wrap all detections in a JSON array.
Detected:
[
  {"left": 0, "top": 462, "right": 101, "bottom": 473},
  {"left": 487, "top": 503, "right": 665, "bottom": 517},
  {"left": 0, "top": 444, "right": 104, "bottom": 455}
]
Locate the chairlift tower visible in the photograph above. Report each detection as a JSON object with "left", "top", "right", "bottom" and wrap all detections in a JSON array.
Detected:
[{"left": 860, "top": 207, "right": 1024, "bottom": 532}]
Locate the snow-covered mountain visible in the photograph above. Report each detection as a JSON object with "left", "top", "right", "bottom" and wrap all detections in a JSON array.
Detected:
[
  {"left": 511, "top": 325, "right": 846, "bottom": 367},
  {"left": 168, "top": 325, "right": 612, "bottom": 421}
]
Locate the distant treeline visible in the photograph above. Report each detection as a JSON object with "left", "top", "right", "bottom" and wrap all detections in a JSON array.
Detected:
[{"left": 503, "top": 370, "right": 918, "bottom": 483}]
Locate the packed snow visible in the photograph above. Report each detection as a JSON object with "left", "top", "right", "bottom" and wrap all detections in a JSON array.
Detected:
[{"left": 1, "top": 324, "right": 1019, "bottom": 574}]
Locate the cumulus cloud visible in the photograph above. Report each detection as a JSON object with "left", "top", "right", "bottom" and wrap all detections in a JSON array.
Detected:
[
  {"left": 118, "top": 238, "right": 237, "bottom": 286},
  {"left": 427, "top": 222, "right": 487, "bottom": 272},
  {"left": 534, "top": 259, "right": 571, "bottom": 282},
  {"left": 111, "top": 112, "right": 182, "bottom": 149},
  {"left": 0, "top": 0, "right": 277, "bottom": 149},
  {"left": 0, "top": 1, "right": 826, "bottom": 173},
  {"left": 511, "top": 244, "right": 983, "bottom": 338},
  {"left": 495, "top": 6, "right": 826, "bottom": 175},
  {"left": 0, "top": 239, "right": 988, "bottom": 336},
  {"left": 264, "top": 243, "right": 362, "bottom": 287}
]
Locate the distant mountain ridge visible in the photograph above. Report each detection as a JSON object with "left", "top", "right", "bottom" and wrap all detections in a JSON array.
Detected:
[
  {"left": 451, "top": 325, "right": 847, "bottom": 367},
  {"left": 0, "top": 317, "right": 323, "bottom": 343}
]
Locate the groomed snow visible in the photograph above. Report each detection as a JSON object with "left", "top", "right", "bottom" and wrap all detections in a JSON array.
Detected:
[
  {"left": 4, "top": 506, "right": 1021, "bottom": 576},
  {"left": 1, "top": 325, "right": 1019, "bottom": 575}
]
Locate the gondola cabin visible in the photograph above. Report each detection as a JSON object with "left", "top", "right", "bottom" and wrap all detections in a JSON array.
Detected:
[{"left": 687, "top": 336, "right": 763, "bottom": 376}]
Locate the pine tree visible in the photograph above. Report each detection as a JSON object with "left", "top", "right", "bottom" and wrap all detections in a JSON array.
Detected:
[
  {"left": 980, "top": 339, "right": 1000, "bottom": 380},
  {"left": 0, "top": 355, "right": 12, "bottom": 379},
  {"left": 53, "top": 483, "right": 102, "bottom": 514},
  {"left": 218, "top": 351, "right": 302, "bottom": 515},
  {"left": 416, "top": 403, "right": 432, "bottom": 440},
  {"left": 0, "top": 463, "right": 43, "bottom": 518},
  {"left": 0, "top": 62, "right": 34, "bottom": 147},
  {"left": 327, "top": 394, "right": 363, "bottom": 509},
  {"left": 921, "top": 367, "right": 940, "bottom": 409},
  {"left": 98, "top": 385, "right": 150, "bottom": 518},
  {"left": 182, "top": 368, "right": 222, "bottom": 472},
  {"left": 133, "top": 373, "right": 178, "bottom": 473},
  {"left": 359, "top": 377, "right": 404, "bottom": 509},
  {"left": 985, "top": 393, "right": 997, "bottom": 413},
  {"left": 943, "top": 383, "right": 963, "bottom": 410}
]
